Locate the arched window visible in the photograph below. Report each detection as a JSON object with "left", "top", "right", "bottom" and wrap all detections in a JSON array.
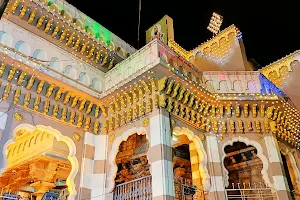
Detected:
[
  {"left": 49, "top": 57, "right": 63, "bottom": 72},
  {"left": 32, "top": 49, "right": 47, "bottom": 61},
  {"left": 78, "top": 72, "right": 88, "bottom": 84},
  {"left": 64, "top": 65, "right": 77, "bottom": 77},
  {"left": 15, "top": 41, "right": 30, "bottom": 56},
  {"left": 91, "top": 78, "right": 101, "bottom": 91},
  {"left": 0, "top": 31, "right": 13, "bottom": 47}
]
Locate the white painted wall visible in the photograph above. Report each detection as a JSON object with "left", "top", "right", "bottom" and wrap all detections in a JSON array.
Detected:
[
  {"left": 104, "top": 39, "right": 160, "bottom": 95},
  {"left": 203, "top": 71, "right": 262, "bottom": 94}
]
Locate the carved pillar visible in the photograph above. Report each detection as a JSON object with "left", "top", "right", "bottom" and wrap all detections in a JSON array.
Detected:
[
  {"left": 264, "top": 135, "right": 292, "bottom": 199},
  {"left": 148, "top": 109, "right": 175, "bottom": 199},
  {"left": 206, "top": 135, "right": 226, "bottom": 200},
  {"left": 30, "top": 181, "right": 56, "bottom": 200}
]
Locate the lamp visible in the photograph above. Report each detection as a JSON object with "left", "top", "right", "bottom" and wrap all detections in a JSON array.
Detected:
[{"left": 207, "top": 12, "right": 223, "bottom": 36}]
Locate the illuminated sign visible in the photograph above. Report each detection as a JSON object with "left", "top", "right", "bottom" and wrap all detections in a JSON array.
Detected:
[{"left": 146, "top": 15, "right": 174, "bottom": 45}]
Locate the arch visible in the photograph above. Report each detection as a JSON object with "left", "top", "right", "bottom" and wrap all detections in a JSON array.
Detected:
[
  {"left": 172, "top": 127, "right": 211, "bottom": 191},
  {"left": 221, "top": 136, "right": 272, "bottom": 188},
  {"left": 279, "top": 146, "right": 300, "bottom": 193},
  {"left": 233, "top": 80, "right": 243, "bottom": 92},
  {"left": 205, "top": 80, "right": 215, "bottom": 93},
  {"left": 49, "top": 57, "right": 63, "bottom": 72},
  {"left": 0, "top": 124, "right": 79, "bottom": 200},
  {"left": 219, "top": 80, "right": 229, "bottom": 92},
  {"left": 219, "top": 37, "right": 227, "bottom": 47},
  {"left": 0, "top": 31, "right": 13, "bottom": 47},
  {"left": 228, "top": 32, "right": 235, "bottom": 41},
  {"left": 15, "top": 40, "right": 31, "bottom": 56},
  {"left": 32, "top": 49, "right": 48, "bottom": 61},
  {"left": 106, "top": 127, "right": 149, "bottom": 193},
  {"left": 290, "top": 60, "right": 300, "bottom": 71},
  {"left": 91, "top": 78, "right": 101, "bottom": 91},
  {"left": 64, "top": 65, "right": 78, "bottom": 77},
  {"left": 78, "top": 72, "right": 90, "bottom": 85},
  {"left": 247, "top": 80, "right": 257, "bottom": 93},
  {"left": 203, "top": 47, "right": 210, "bottom": 54}
]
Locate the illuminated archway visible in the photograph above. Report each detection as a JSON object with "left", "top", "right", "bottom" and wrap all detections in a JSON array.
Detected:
[
  {"left": 106, "top": 127, "right": 149, "bottom": 193},
  {"left": 172, "top": 127, "right": 211, "bottom": 191},
  {"left": 221, "top": 136, "right": 272, "bottom": 188},
  {"left": 0, "top": 124, "right": 79, "bottom": 200},
  {"left": 280, "top": 145, "right": 300, "bottom": 195}
]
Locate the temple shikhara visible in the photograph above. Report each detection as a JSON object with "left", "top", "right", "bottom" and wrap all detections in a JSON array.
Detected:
[{"left": 0, "top": 0, "right": 300, "bottom": 200}]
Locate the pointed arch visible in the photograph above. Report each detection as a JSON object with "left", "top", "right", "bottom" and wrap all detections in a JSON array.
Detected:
[
  {"left": 91, "top": 78, "right": 101, "bottom": 91},
  {"left": 49, "top": 57, "right": 63, "bottom": 72},
  {"left": 106, "top": 127, "right": 149, "bottom": 193},
  {"left": 0, "top": 124, "right": 79, "bottom": 200},
  {"left": 279, "top": 145, "right": 300, "bottom": 194},
  {"left": 64, "top": 65, "right": 77, "bottom": 77},
  {"left": 15, "top": 40, "right": 31, "bottom": 56},
  {"left": 78, "top": 72, "right": 90, "bottom": 85},
  {"left": 32, "top": 49, "right": 48, "bottom": 61},
  {"left": 0, "top": 31, "right": 13, "bottom": 47},
  {"left": 172, "top": 127, "right": 211, "bottom": 191},
  {"left": 221, "top": 136, "right": 272, "bottom": 188}
]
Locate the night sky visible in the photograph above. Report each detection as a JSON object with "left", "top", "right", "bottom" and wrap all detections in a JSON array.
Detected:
[{"left": 67, "top": 0, "right": 299, "bottom": 68}]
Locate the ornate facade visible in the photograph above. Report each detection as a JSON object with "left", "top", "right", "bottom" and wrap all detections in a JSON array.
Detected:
[{"left": 0, "top": 0, "right": 300, "bottom": 200}]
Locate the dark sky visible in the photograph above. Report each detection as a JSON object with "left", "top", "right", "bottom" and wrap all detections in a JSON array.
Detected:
[{"left": 67, "top": 0, "right": 299, "bottom": 67}]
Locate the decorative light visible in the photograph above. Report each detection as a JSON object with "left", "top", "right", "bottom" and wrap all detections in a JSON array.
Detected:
[{"left": 207, "top": 12, "right": 223, "bottom": 36}]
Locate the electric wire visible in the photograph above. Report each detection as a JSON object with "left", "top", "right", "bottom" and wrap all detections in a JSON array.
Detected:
[{"left": 137, "top": 0, "right": 142, "bottom": 49}]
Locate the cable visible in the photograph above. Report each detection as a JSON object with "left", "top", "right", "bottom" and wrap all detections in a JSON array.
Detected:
[{"left": 137, "top": 0, "right": 142, "bottom": 49}]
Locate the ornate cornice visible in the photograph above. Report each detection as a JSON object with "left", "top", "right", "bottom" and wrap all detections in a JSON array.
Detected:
[
  {"left": 0, "top": 53, "right": 105, "bottom": 134},
  {"left": 5, "top": 0, "right": 129, "bottom": 72}
]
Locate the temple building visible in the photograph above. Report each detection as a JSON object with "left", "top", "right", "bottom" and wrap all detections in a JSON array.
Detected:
[{"left": 0, "top": 0, "right": 300, "bottom": 200}]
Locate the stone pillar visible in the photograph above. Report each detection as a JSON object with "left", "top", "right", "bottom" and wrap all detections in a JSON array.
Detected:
[
  {"left": 189, "top": 142, "right": 204, "bottom": 199},
  {"left": 264, "top": 135, "right": 292, "bottom": 199},
  {"left": 148, "top": 109, "right": 175, "bottom": 200},
  {"left": 92, "top": 134, "right": 108, "bottom": 200},
  {"left": 206, "top": 135, "right": 226, "bottom": 200},
  {"left": 80, "top": 132, "right": 109, "bottom": 200},
  {"left": 0, "top": 108, "right": 11, "bottom": 170}
]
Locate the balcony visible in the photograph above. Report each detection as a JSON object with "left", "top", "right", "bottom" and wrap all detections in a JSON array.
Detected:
[{"left": 104, "top": 39, "right": 204, "bottom": 97}]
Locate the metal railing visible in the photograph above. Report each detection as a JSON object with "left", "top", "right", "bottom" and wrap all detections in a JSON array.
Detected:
[
  {"left": 113, "top": 176, "right": 152, "bottom": 200},
  {"left": 0, "top": 189, "right": 19, "bottom": 200},
  {"left": 225, "top": 183, "right": 277, "bottom": 200},
  {"left": 174, "top": 176, "right": 204, "bottom": 200}
]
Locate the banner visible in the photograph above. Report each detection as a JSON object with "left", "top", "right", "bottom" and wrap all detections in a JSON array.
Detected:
[{"left": 146, "top": 15, "right": 174, "bottom": 45}]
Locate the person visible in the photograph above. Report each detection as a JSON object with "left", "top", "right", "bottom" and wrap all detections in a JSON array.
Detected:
[{"left": 151, "top": 24, "right": 164, "bottom": 42}]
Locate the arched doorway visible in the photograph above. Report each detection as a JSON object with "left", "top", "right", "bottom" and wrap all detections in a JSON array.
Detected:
[
  {"left": 223, "top": 142, "right": 275, "bottom": 199},
  {"left": 280, "top": 151, "right": 300, "bottom": 199},
  {"left": 173, "top": 141, "right": 199, "bottom": 200},
  {"left": 106, "top": 127, "right": 151, "bottom": 198},
  {"left": 113, "top": 133, "right": 151, "bottom": 199},
  {"left": 172, "top": 127, "right": 210, "bottom": 200},
  {"left": 0, "top": 124, "right": 79, "bottom": 200}
]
